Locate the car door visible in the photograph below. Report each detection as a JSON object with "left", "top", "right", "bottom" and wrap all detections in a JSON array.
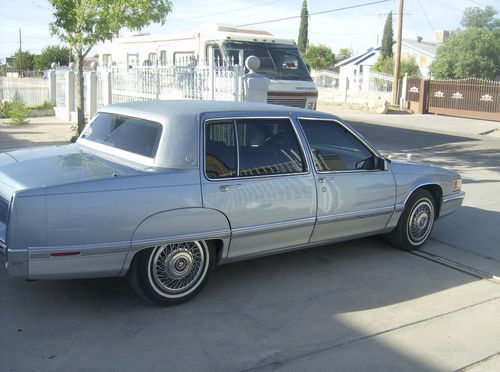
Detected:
[
  {"left": 201, "top": 116, "right": 316, "bottom": 259},
  {"left": 297, "top": 117, "right": 396, "bottom": 244}
]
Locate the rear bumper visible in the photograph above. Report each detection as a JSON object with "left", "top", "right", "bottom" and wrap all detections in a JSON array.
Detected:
[{"left": 440, "top": 191, "right": 465, "bottom": 218}]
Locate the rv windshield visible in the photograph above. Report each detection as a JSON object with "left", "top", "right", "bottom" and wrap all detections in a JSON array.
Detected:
[{"left": 223, "top": 41, "right": 312, "bottom": 81}]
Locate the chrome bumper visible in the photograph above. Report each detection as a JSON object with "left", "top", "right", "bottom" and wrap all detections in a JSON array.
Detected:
[{"left": 440, "top": 191, "right": 465, "bottom": 218}]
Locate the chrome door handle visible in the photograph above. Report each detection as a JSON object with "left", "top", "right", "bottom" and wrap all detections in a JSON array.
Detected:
[
  {"left": 318, "top": 178, "right": 327, "bottom": 183},
  {"left": 220, "top": 184, "right": 240, "bottom": 192}
]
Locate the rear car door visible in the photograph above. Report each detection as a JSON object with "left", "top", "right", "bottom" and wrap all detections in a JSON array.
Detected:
[{"left": 201, "top": 116, "right": 317, "bottom": 259}]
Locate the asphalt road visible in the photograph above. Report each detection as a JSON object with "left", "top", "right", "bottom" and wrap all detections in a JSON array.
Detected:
[{"left": 1, "top": 114, "right": 500, "bottom": 371}]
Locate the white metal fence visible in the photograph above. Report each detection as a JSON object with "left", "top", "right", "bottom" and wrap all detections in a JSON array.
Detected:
[
  {"left": 108, "top": 57, "right": 242, "bottom": 105},
  {"left": 312, "top": 70, "right": 394, "bottom": 106},
  {"left": 0, "top": 77, "right": 49, "bottom": 106}
]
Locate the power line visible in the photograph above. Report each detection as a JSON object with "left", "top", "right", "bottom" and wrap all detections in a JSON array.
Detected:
[
  {"left": 236, "top": 0, "right": 390, "bottom": 27},
  {"left": 417, "top": 0, "right": 435, "bottom": 32},
  {"left": 170, "top": 0, "right": 283, "bottom": 22}
]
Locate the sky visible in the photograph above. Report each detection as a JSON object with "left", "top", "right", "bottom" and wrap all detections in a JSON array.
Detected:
[{"left": 0, "top": 0, "right": 498, "bottom": 60}]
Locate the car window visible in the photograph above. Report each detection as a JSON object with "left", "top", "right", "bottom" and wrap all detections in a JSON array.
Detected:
[
  {"left": 82, "top": 113, "right": 162, "bottom": 158},
  {"left": 299, "top": 119, "right": 375, "bottom": 171},
  {"left": 205, "top": 121, "right": 237, "bottom": 179},
  {"left": 236, "top": 119, "right": 306, "bottom": 176}
]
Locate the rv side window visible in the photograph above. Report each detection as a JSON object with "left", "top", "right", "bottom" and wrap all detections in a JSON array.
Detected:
[
  {"left": 174, "top": 52, "right": 196, "bottom": 66},
  {"left": 206, "top": 44, "right": 223, "bottom": 64},
  {"left": 127, "top": 53, "right": 139, "bottom": 68},
  {"left": 148, "top": 53, "right": 158, "bottom": 65},
  {"left": 160, "top": 51, "right": 167, "bottom": 65}
]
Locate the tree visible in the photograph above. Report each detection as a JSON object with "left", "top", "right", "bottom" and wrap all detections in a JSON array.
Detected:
[
  {"left": 461, "top": 6, "right": 500, "bottom": 30},
  {"left": 298, "top": 0, "right": 308, "bottom": 54},
  {"left": 304, "top": 45, "right": 335, "bottom": 70},
  {"left": 338, "top": 48, "right": 352, "bottom": 58},
  {"left": 49, "top": 0, "right": 173, "bottom": 135},
  {"left": 373, "top": 56, "right": 420, "bottom": 77},
  {"left": 35, "top": 45, "right": 72, "bottom": 70},
  {"left": 12, "top": 50, "right": 36, "bottom": 71},
  {"left": 430, "top": 28, "right": 499, "bottom": 79},
  {"left": 381, "top": 11, "right": 393, "bottom": 58}
]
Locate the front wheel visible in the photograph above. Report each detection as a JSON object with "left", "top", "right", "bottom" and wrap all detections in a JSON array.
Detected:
[
  {"left": 127, "top": 240, "right": 216, "bottom": 305},
  {"left": 389, "top": 189, "right": 436, "bottom": 251}
]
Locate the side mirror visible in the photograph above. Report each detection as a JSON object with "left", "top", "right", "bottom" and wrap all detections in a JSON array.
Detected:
[
  {"left": 306, "top": 64, "right": 311, "bottom": 72},
  {"left": 380, "top": 157, "right": 389, "bottom": 171}
]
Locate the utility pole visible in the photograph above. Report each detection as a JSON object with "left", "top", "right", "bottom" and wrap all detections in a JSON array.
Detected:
[
  {"left": 392, "top": 0, "right": 404, "bottom": 105},
  {"left": 19, "top": 28, "right": 23, "bottom": 77}
]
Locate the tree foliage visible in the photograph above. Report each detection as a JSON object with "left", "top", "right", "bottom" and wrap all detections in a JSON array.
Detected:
[
  {"left": 12, "top": 50, "right": 36, "bottom": 70},
  {"left": 430, "top": 28, "right": 499, "bottom": 79},
  {"left": 304, "top": 45, "right": 335, "bottom": 70},
  {"left": 461, "top": 6, "right": 500, "bottom": 30},
  {"left": 48, "top": 0, "right": 173, "bottom": 133},
  {"left": 381, "top": 11, "right": 393, "bottom": 58},
  {"left": 298, "top": 0, "right": 308, "bottom": 54},
  {"left": 35, "top": 45, "right": 72, "bottom": 70},
  {"left": 373, "top": 55, "right": 420, "bottom": 77},
  {"left": 338, "top": 48, "right": 352, "bottom": 58}
]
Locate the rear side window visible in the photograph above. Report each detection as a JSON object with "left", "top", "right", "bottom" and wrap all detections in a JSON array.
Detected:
[
  {"left": 205, "top": 118, "right": 306, "bottom": 179},
  {"left": 299, "top": 119, "right": 375, "bottom": 171},
  {"left": 205, "top": 121, "right": 237, "bottom": 179},
  {"left": 236, "top": 119, "right": 305, "bottom": 176},
  {"left": 82, "top": 113, "right": 162, "bottom": 158}
]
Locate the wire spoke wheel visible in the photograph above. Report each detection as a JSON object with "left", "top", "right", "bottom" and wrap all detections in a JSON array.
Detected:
[
  {"left": 148, "top": 241, "right": 208, "bottom": 298},
  {"left": 406, "top": 199, "right": 434, "bottom": 245}
]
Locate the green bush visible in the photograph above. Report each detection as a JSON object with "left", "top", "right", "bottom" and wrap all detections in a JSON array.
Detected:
[
  {"left": 0, "top": 100, "right": 30, "bottom": 124},
  {"left": 29, "top": 101, "right": 53, "bottom": 110}
]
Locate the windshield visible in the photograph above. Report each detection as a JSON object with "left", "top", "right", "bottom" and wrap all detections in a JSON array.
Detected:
[
  {"left": 81, "top": 112, "right": 162, "bottom": 159},
  {"left": 223, "top": 41, "right": 312, "bottom": 81}
]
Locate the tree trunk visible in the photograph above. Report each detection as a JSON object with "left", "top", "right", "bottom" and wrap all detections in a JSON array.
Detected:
[{"left": 76, "top": 52, "right": 85, "bottom": 134}]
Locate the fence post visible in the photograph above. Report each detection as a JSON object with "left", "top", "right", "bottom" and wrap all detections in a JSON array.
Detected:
[
  {"left": 242, "top": 56, "right": 269, "bottom": 103},
  {"left": 66, "top": 63, "right": 75, "bottom": 121},
  {"left": 48, "top": 63, "right": 57, "bottom": 107},
  {"left": 86, "top": 63, "right": 97, "bottom": 118},
  {"left": 340, "top": 76, "right": 349, "bottom": 104},
  {"left": 208, "top": 47, "right": 215, "bottom": 100},
  {"left": 362, "top": 72, "right": 370, "bottom": 92},
  {"left": 102, "top": 70, "right": 112, "bottom": 106},
  {"left": 400, "top": 73, "right": 408, "bottom": 109},
  {"left": 418, "top": 78, "right": 430, "bottom": 114}
]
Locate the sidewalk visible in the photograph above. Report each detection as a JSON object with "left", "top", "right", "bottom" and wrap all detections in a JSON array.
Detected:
[
  {"left": 317, "top": 103, "right": 500, "bottom": 138},
  {"left": 0, "top": 116, "right": 73, "bottom": 150}
]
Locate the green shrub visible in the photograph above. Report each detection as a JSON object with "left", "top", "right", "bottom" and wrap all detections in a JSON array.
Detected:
[
  {"left": 0, "top": 100, "right": 30, "bottom": 124},
  {"left": 29, "top": 101, "right": 53, "bottom": 110}
]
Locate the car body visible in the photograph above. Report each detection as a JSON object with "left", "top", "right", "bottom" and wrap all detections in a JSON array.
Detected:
[{"left": 0, "top": 100, "right": 465, "bottom": 304}]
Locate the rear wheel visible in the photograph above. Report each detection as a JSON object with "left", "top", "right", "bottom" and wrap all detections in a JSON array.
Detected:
[
  {"left": 127, "top": 240, "right": 216, "bottom": 305},
  {"left": 389, "top": 189, "right": 435, "bottom": 251}
]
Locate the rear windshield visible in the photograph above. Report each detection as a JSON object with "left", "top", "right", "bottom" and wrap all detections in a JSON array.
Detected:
[{"left": 81, "top": 112, "right": 162, "bottom": 158}]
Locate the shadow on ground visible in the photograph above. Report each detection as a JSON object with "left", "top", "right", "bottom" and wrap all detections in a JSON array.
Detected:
[{"left": 0, "top": 234, "right": 483, "bottom": 371}]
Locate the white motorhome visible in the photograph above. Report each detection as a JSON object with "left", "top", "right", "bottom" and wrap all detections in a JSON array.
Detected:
[{"left": 99, "top": 23, "right": 318, "bottom": 109}]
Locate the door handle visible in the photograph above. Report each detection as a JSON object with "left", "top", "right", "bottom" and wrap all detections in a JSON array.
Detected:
[
  {"left": 318, "top": 178, "right": 327, "bottom": 183},
  {"left": 220, "top": 184, "right": 240, "bottom": 192}
]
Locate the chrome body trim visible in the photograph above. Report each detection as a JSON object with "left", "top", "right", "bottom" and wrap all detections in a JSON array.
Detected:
[
  {"left": 130, "top": 229, "right": 231, "bottom": 251},
  {"left": 442, "top": 192, "right": 466, "bottom": 204},
  {"left": 316, "top": 206, "right": 395, "bottom": 225},
  {"left": 440, "top": 191, "right": 465, "bottom": 219},
  {"left": 232, "top": 217, "right": 316, "bottom": 238}
]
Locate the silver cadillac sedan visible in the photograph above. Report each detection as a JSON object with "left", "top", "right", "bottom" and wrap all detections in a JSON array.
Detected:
[{"left": 0, "top": 101, "right": 464, "bottom": 305}]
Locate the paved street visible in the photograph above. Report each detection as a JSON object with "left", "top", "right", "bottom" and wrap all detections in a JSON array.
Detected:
[{"left": 1, "top": 113, "right": 500, "bottom": 371}]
